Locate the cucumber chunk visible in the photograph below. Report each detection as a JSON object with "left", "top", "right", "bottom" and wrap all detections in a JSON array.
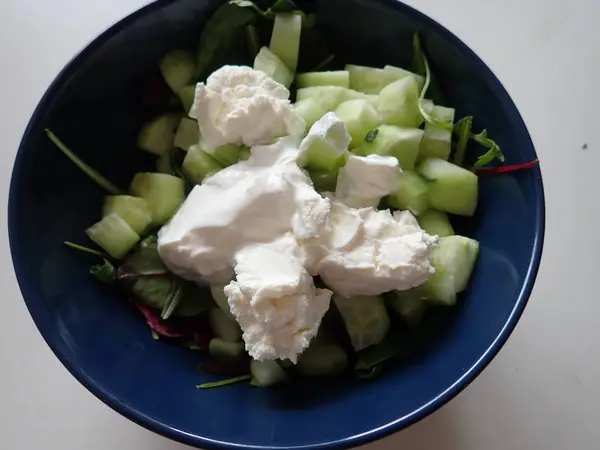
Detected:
[
  {"left": 296, "top": 343, "right": 348, "bottom": 376},
  {"left": 250, "top": 360, "right": 288, "bottom": 387},
  {"left": 420, "top": 105, "right": 456, "bottom": 160},
  {"left": 387, "top": 170, "right": 429, "bottom": 215},
  {"left": 200, "top": 139, "right": 245, "bottom": 167},
  {"left": 383, "top": 65, "right": 425, "bottom": 90},
  {"left": 417, "top": 210, "right": 455, "bottom": 237},
  {"left": 210, "top": 283, "right": 235, "bottom": 319},
  {"left": 295, "top": 86, "right": 346, "bottom": 111},
  {"left": 422, "top": 236, "right": 480, "bottom": 305},
  {"left": 178, "top": 84, "right": 196, "bottom": 116},
  {"left": 253, "top": 46, "right": 293, "bottom": 87},
  {"left": 377, "top": 76, "right": 422, "bottom": 128},
  {"left": 208, "top": 308, "right": 242, "bottom": 343},
  {"left": 299, "top": 112, "right": 351, "bottom": 172},
  {"left": 102, "top": 195, "right": 152, "bottom": 235},
  {"left": 333, "top": 294, "right": 390, "bottom": 352},
  {"left": 156, "top": 152, "right": 173, "bottom": 175},
  {"left": 346, "top": 64, "right": 389, "bottom": 94},
  {"left": 137, "top": 114, "right": 180, "bottom": 156},
  {"left": 416, "top": 158, "right": 478, "bottom": 216},
  {"left": 360, "top": 124, "right": 423, "bottom": 170},
  {"left": 269, "top": 13, "right": 302, "bottom": 72},
  {"left": 182, "top": 144, "right": 223, "bottom": 184},
  {"left": 334, "top": 99, "right": 380, "bottom": 146},
  {"left": 296, "top": 71, "right": 350, "bottom": 88},
  {"left": 293, "top": 98, "right": 328, "bottom": 131},
  {"left": 159, "top": 50, "right": 196, "bottom": 93},
  {"left": 130, "top": 172, "right": 185, "bottom": 226},
  {"left": 174, "top": 117, "right": 200, "bottom": 151},
  {"left": 208, "top": 338, "right": 245, "bottom": 358},
  {"left": 387, "top": 289, "right": 428, "bottom": 326},
  {"left": 85, "top": 212, "right": 140, "bottom": 259}
]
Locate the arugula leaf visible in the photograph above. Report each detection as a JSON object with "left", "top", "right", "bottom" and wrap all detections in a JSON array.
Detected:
[
  {"left": 471, "top": 129, "right": 505, "bottom": 168},
  {"left": 45, "top": 129, "right": 121, "bottom": 195},
  {"left": 452, "top": 116, "right": 473, "bottom": 166},
  {"left": 365, "top": 129, "right": 379, "bottom": 143},
  {"left": 195, "top": 2, "right": 257, "bottom": 79},
  {"left": 196, "top": 374, "right": 252, "bottom": 389},
  {"left": 131, "top": 277, "right": 175, "bottom": 310},
  {"left": 64, "top": 241, "right": 109, "bottom": 258},
  {"left": 411, "top": 34, "right": 445, "bottom": 106},
  {"left": 160, "top": 282, "right": 184, "bottom": 320},
  {"left": 413, "top": 35, "right": 452, "bottom": 131},
  {"left": 117, "top": 244, "right": 168, "bottom": 280},
  {"left": 90, "top": 259, "right": 116, "bottom": 285}
]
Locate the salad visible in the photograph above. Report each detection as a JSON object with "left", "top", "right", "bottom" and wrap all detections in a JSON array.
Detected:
[{"left": 48, "top": 0, "right": 537, "bottom": 389}]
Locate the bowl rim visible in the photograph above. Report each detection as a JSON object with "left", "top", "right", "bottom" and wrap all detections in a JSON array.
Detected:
[{"left": 8, "top": 0, "right": 546, "bottom": 449}]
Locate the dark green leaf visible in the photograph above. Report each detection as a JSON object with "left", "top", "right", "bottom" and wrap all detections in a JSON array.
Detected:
[
  {"left": 365, "top": 129, "right": 379, "bottom": 143},
  {"left": 117, "top": 244, "right": 168, "bottom": 280},
  {"left": 269, "top": 0, "right": 298, "bottom": 13},
  {"left": 471, "top": 129, "right": 505, "bottom": 168},
  {"left": 452, "top": 116, "right": 473, "bottom": 166},
  {"left": 196, "top": 3, "right": 257, "bottom": 79},
  {"left": 90, "top": 259, "right": 117, "bottom": 285},
  {"left": 354, "top": 331, "right": 413, "bottom": 373},
  {"left": 64, "top": 241, "right": 109, "bottom": 258},
  {"left": 138, "top": 234, "right": 158, "bottom": 249},
  {"left": 131, "top": 277, "right": 175, "bottom": 310}
]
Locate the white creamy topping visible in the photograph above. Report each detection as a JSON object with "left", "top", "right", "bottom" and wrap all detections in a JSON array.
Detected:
[
  {"left": 192, "top": 65, "right": 304, "bottom": 150},
  {"left": 224, "top": 240, "right": 332, "bottom": 363},
  {"left": 335, "top": 154, "right": 400, "bottom": 208}
]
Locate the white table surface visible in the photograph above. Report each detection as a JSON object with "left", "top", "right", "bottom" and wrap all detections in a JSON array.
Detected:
[{"left": 0, "top": 0, "right": 597, "bottom": 449}]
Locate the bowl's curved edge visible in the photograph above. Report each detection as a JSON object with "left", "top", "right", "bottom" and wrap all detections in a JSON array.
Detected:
[{"left": 8, "top": 0, "right": 546, "bottom": 449}]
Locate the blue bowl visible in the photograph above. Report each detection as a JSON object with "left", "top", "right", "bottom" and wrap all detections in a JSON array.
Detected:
[{"left": 8, "top": 0, "right": 545, "bottom": 449}]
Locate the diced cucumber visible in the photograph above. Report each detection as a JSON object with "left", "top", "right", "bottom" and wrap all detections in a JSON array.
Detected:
[
  {"left": 293, "top": 98, "right": 328, "bottom": 131},
  {"left": 295, "top": 86, "right": 346, "bottom": 111},
  {"left": 200, "top": 140, "right": 244, "bottom": 167},
  {"left": 102, "top": 195, "right": 152, "bottom": 235},
  {"left": 416, "top": 158, "right": 479, "bottom": 216},
  {"left": 417, "top": 210, "right": 455, "bottom": 237},
  {"left": 420, "top": 105, "right": 456, "bottom": 160},
  {"left": 387, "top": 170, "right": 429, "bottom": 215},
  {"left": 387, "top": 289, "right": 428, "bottom": 326},
  {"left": 360, "top": 124, "right": 423, "bottom": 170},
  {"left": 156, "top": 152, "right": 173, "bottom": 174},
  {"left": 377, "top": 76, "right": 422, "bottom": 128},
  {"left": 182, "top": 144, "right": 223, "bottom": 184},
  {"left": 85, "top": 212, "right": 140, "bottom": 259},
  {"left": 210, "top": 283, "right": 235, "bottom": 319},
  {"left": 159, "top": 50, "right": 196, "bottom": 93},
  {"left": 296, "top": 343, "right": 348, "bottom": 376},
  {"left": 178, "top": 84, "right": 196, "bottom": 117},
  {"left": 422, "top": 236, "right": 480, "bottom": 305},
  {"left": 346, "top": 64, "right": 388, "bottom": 94},
  {"left": 299, "top": 112, "right": 351, "bottom": 172},
  {"left": 130, "top": 172, "right": 185, "bottom": 226},
  {"left": 296, "top": 71, "right": 350, "bottom": 88},
  {"left": 334, "top": 99, "right": 380, "bottom": 146},
  {"left": 253, "top": 46, "right": 293, "bottom": 87},
  {"left": 137, "top": 114, "right": 180, "bottom": 156},
  {"left": 383, "top": 65, "right": 425, "bottom": 90},
  {"left": 174, "top": 117, "right": 200, "bottom": 151},
  {"left": 208, "top": 338, "right": 245, "bottom": 358},
  {"left": 333, "top": 294, "right": 390, "bottom": 352},
  {"left": 209, "top": 308, "right": 242, "bottom": 343},
  {"left": 269, "top": 13, "right": 302, "bottom": 72},
  {"left": 250, "top": 360, "right": 288, "bottom": 387}
]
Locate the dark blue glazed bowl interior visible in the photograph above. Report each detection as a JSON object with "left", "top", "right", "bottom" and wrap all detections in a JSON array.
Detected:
[{"left": 8, "top": 0, "right": 544, "bottom": 449}]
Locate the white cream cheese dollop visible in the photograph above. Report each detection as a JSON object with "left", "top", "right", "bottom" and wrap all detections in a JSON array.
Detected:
[{"left": 192, "top": 65, "right": 304, "bottom": 150}]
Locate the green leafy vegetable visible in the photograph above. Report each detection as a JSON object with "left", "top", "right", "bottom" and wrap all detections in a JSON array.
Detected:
[
  {"left": 117, "top": 244, "right": 168, "bottom": 280},
  {"left": 412, "top": 34, "right": 445, "bottom": 105},
  {"left": 160, "top": 282, "right": 184, "bottom": 320},
  {"left": 471, "top": 129, "right": 505, "bottom": 168},
  {"left": 196, "top": 374, "right": 252, "bottom": 389},
  {"left": 45, "top": 129, "right": 121, "bottom": 195},
  {"left": 151, "top": 330, "right": 160, "bottom": 340},
  {"left": 452, "top": 116, "right": 473, "bottom": 166},
  {"left": 90, "top": 259, "right": 117, "bottom": 285},
  {"left": 353, "top": 330, "right": 413, "bottom": 378},
  {"left": 138, "top": 234, "right": 158, "bottom": 249},
  {"left": 365, "top": 129, "right": 379, "bottom": 143},
  {"left": 229, "top": 0, "right": 299, "bottom": 18},
  {"left": 195, "top": 3, "right": 257, "bottom": 79},
  {"left": 64, "top": 241, "right": 109, "bottom": 258}
]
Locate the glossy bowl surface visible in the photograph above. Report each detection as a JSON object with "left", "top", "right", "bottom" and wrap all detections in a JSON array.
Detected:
[{"left": 8, "top": 0, "right": 545, "bottom": 449}]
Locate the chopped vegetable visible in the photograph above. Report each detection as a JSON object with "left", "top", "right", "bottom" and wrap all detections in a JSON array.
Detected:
[
  {"left": 90, "top": 259, "right": 117, "bottom": 285},
  {"left": 130, "top": 172, "right": 185, "bottom": 225},
  {"left": 159, "top": 50, "right": 196, "bottom": 93},
  {"left": 102, "top": 195, "right": 152, "bottom": 235},
  {"left": 209, "top": 338, "right": 246, "bottom": 358},
  {"left": 269, "top": 13, "right": 302, "bottom": 72},
  {"left": 85, "top": 213, "right": 140, "bottom": 259},
  {"left": 208, "top": 308, "right": 242, "bottom": 342},
  {"left": 254, "top": 46, "right": 293, "bottom": 87},
  {"left": 137, "top": 114, "right": 180, "bottom": 156},
  {"left": 296, "top": 343, "right": 348, "bottom": 376},
  {"left": 416, "top": 210, "right": 455, "bottom": 237},
  {"left": 250, "top": 360, "right": 288, "bottom": 386},
  {"left": 333, "top": 295, "right": 390, "bottom": 352}
]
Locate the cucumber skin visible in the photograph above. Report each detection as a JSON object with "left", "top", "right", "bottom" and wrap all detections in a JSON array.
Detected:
[{"left": 416, "top": 158, "right": 479, "bottom": 217}]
